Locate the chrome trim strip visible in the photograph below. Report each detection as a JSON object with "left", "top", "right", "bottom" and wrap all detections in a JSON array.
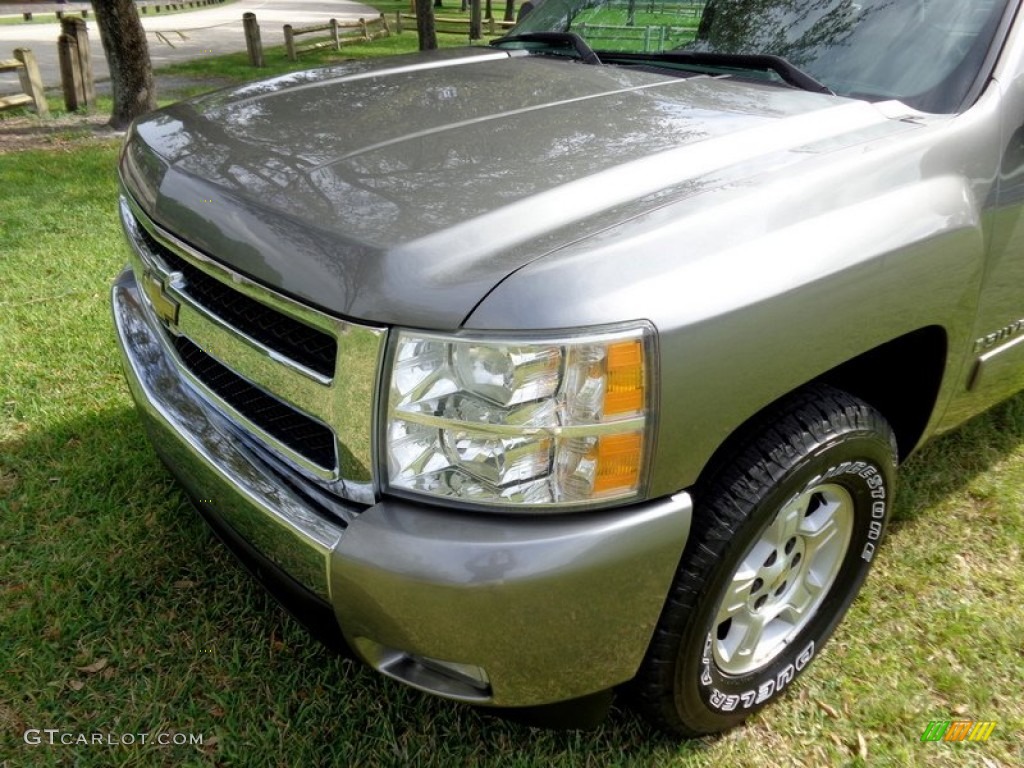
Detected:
[
  {"left": 119, "top": 192, "right": 386, "bottom": 497},
  {"left": 393, "top": 410, "right": 646, "bottom": 437},
  {"left": 175, "top": 304, "right": 340, "bottom": 427},
  {"left": 968, "top": 331, "right": 1024, "bottom": 391}
]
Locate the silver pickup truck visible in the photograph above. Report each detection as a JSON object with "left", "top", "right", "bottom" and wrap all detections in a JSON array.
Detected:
[{"left": 112, "top": 0, "right": 1024, "bottom": 735}]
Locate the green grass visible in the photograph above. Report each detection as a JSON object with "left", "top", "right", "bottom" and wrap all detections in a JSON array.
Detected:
[{"left": 1, "top": 145, "right": 1022, "bottom": 767}]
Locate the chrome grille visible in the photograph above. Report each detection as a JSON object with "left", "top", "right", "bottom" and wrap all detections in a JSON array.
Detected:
[
  {"left": 160, "top": 248, "right": 337, "bottom": 379},
  {"left": 119, "top": 192, "right": 385, "bottom": 503},
  {"left": 174, "top": 336, "right": 338, "bottom": 469}
]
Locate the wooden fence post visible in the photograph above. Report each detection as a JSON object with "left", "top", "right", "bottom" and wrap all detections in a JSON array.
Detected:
[
  {"left": 243, "top": 12, "right": 264, "bottom": 67},
  {"left": 60, "top": 17, "right": 95, "bottom": 108},
  {"left": 75, "top": 19, "right": 95, "bottom": 107},
  {"left": 395, "top": 10, "right": 403, "bottom": 34},
  {"left": 57, "top": 33, "right": 82, "bottom": 111},
  {"left": 14, "top": 48, "right": 49, "bottom": 119},
  {"left": 284, "top": 24, "right": 296, "bottom": 61},
  {"left": 330, "top": 18, "right": 341, "bottom": 50}
]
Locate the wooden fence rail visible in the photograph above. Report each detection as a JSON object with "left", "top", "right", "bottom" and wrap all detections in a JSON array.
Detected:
[
  {"left": 284, "top": 14, "right": 390, "bottom": 61},
  {"left": 0, "top": 48, "right": 49, "bottom": 118},
  {"left": 394, "top": 12, "right": 515, "bottom": 39}
]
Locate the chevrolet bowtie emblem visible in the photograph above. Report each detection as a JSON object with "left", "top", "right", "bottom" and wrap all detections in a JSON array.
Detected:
[{"left": 141, "top": 270, "right": 181, "bottom": 326}]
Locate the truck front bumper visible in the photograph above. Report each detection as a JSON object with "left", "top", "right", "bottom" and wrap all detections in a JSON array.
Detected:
[{"left": 112, "top": 268, "right": 693, "bottom": 707}]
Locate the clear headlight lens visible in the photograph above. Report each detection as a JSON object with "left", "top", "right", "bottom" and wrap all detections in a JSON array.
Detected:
[{"left": 385, "top": 325, "right": 653, "bottom": 509}]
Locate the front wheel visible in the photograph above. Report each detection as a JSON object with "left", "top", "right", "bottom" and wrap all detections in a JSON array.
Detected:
[{"left": 632, "top": 386, "right": 897, "bottom": 736}]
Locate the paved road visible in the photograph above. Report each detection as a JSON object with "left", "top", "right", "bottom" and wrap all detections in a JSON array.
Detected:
[{"left": 0, "top": 0, "right": 378, "bottom": 95}]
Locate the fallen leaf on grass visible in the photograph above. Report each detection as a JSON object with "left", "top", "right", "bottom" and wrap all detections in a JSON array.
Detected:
[
  {"left": 67, "top": 680, "right": 84, "bottom": 691},
  {"left": 857, "top": 731, "right": 868, "bottom": 760},
  {"left": 173, "top": 579, "right": 196, "bottom": 589},
  {"left": 75, "top": 658, "right": 108, "bottom": 675},
  {"left": 816, "top": 700, "right": 840, "bottom": 718}
]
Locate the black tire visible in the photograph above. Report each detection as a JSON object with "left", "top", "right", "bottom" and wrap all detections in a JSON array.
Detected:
[{"left": 631, "top": 385, "right": 898, "bottom": 736}]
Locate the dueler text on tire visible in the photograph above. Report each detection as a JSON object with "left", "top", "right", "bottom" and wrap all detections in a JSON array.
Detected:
[{"left": 632, "top": 385, "right": 898, "bottom": 736}]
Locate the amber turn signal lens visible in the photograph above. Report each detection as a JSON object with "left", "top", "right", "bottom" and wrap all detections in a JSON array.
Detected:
[
  {"left": 593, "top": 432, "right": 643, "bottom": 494},
  {"left": 603, "top": 339, "right": 645, "bottom": 416}
]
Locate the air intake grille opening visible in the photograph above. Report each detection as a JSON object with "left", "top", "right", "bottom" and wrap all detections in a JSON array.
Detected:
[{"left": 174, "top": 336, "right": 337, "bottom": 471}]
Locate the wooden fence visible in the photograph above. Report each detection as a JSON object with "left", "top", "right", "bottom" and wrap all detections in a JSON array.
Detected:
[
  {"left": 284, "top": 15, "right": 391, "bottom": 61},
  {"left": 394, "top": 13, "right": 515, "bottom": 38},
  {"left": 0, "top": 49, "right": 49, "bottom": 118}
]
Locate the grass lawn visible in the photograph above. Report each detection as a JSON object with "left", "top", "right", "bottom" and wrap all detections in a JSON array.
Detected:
[{"left": 1, "top": 18, "right": 1023, "bottom": 768}]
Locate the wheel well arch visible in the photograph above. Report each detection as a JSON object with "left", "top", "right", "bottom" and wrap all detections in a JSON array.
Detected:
[
  {"left": 817, "top": 326, "right": 947, "bottom": 461},
  {"left": 694, "top": 326, "right": 947, "bottom": 488}
]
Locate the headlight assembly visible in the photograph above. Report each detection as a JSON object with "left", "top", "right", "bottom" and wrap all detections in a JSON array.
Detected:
[{"left": 384, "top": 324, "right": 654, "bottom": 509}]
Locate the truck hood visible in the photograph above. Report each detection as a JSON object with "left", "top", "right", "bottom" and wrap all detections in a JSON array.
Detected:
[{"left": 121, "top": 47, "right": 910, "bottom": 328}]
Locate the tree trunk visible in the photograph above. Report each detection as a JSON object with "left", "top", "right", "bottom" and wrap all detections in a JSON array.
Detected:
[
  {"left": 504, "top": 0, "right": 516, "bottom": 22},
  {"left": 91, "top": 0, "right": 155, "bottom": 129},
  {"left": 485, "top": 0, "right": 492, "bottom": 20},
  {"left": 415, "top": 0, "right": 438, "bottom": 50},
  {"left": 470, "top": 0, "right": 482, "bottom": 39}
]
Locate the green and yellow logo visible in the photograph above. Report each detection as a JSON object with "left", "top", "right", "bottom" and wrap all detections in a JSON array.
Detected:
[{"left": 921, "top": 720, "right": 997, "bottom": 742}]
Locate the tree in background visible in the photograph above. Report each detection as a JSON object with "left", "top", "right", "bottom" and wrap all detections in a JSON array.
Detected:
[
  {"left": 91, "top": 0, "right": 156, "bottom": 128},
  {"left": 469, "top": 0, "right": 482, "bottom": 38},
  {"left": 416, "top": 0, "right": 439, "bottom": 49}
]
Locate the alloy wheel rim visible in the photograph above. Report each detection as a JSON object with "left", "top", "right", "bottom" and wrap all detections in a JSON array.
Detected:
[{"left": 712, "top": 482, "right": 854, "bottom": 676}]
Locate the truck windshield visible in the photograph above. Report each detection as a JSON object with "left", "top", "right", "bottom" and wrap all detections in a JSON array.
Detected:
[{"left": 503, "top": 0, "right": 1012, "bottom": 113}]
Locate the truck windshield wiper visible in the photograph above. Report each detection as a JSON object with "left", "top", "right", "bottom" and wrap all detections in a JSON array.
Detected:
[
  {"left": 491, "top": 32, "right": 602, "bottom": 66},
  {"left": 600, "top": 50, "right": 834, "bottom": 95}
]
